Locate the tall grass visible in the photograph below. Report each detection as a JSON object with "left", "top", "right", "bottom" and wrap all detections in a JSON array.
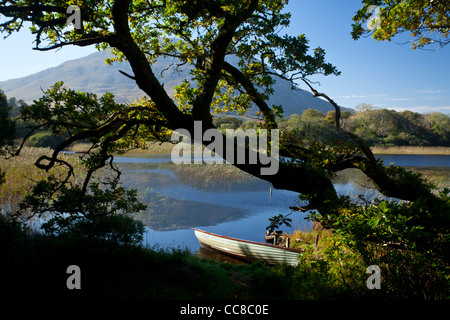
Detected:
[
  {"left": 173, "top": 163, "right": 261, "bottom": 188},
  {"left": 68, "top": 141, "right": 177, "bottom": 155},
  {"left": 372, "top": 146, "right": 450, "bottom": 155},
  {"left": 0, "top": 147, "right": 86, "bottom": 218},
  {"left": 72, "top": 142, "right": 450, "bottom": 155}
]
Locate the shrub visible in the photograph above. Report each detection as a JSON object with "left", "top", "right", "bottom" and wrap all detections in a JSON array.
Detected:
[
  {"left": 324, "top": 193, "right": 450, "bottom": 299},
  {"left": 21, "top": 176, "right": 147, "bottom": 246},
  {"left": 28, "top": 132, "right": 66, "bottom": 149},
  {"left": 0, "top": 213, "right": 27, "bottom": 249},
  {"left": 290, "top": 232, "right": 368, "bottom": 299},
  {"left": 60, "top": 214, "right": 146, "bottom": 246}
]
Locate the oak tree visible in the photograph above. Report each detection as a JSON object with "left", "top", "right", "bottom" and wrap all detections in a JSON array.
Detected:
[
  {"left": 352, "top": 0, "right": 450, "bottom": 49},
  {"left": 1, "top": 1, "right": 448, "bottom": 261}
]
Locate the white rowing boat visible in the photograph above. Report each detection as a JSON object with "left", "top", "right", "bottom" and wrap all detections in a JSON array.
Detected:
[{"left": 194, "top": 229, "right": 304, "bottom": 266}]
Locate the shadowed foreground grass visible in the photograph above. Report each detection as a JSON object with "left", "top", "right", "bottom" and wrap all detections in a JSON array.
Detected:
[
  {"left": 3, "top": 215, "right": 448, "bottom": 301},
  {"left": 1, "top": 222, "right": 372, "bottom": 301}
]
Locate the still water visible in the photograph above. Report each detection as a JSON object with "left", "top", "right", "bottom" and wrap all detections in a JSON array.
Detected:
[{"left": 114, "top": 154, "right": 450, "bottom": 252}]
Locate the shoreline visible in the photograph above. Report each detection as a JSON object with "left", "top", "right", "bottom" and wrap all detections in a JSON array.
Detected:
[
  {"left": 68, "top": 142, "right": 450, "bottom": 156},
  {"left": 371, "top": 146, "right": 450, "bottom": 155}
]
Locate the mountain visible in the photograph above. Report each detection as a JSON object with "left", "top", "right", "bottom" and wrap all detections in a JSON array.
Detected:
[{"left": 0, "top": 50, "right": 351, "bottom": 116}]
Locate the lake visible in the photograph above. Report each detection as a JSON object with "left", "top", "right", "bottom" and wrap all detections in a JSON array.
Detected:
[{"left": 113, "top": 154, "right": 450, "bottom": 253}]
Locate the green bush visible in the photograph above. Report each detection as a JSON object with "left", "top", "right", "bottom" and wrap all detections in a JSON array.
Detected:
[
  {"left": 62, "top": 215, "right": 145, "bottom": 245},
  {"left": 28, "top": 131, "right": 66, "bottom": 149},
  {"left": 21, "top": 177, "right": 147, "bottom": 246},
  {"left": 60, "top": 214, "right": 146, "bottom": 246},
  {"left": 322, "top": 192, "right": 450, "bottom": 299}
]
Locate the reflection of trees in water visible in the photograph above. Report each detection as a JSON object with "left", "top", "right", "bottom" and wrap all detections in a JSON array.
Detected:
[
  {"left": 173, "top": 164, "right": 268, "bottom": 192},
  {"left": 118, "top": 164, "right": 267, "bottom": 230},
  {"left": 135, "top": 194, "right": 247, "bottom": 231},
  {"left": 117, "top": 162, "right": 269, "bottom": 192},
  {"left": 119, "top": 162, "right": 449, "bottom": 230},
  {"left": 334, "top": 167, "right": 450, "bottom": 203},
  {"left": 333, "top": 168, "right": 375, "bottom": 188}
]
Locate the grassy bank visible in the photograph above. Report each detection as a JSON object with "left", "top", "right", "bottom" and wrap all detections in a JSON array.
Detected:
[
  {"left": 69, "top": 142, "right": 450, "bottom": 156},
  {"left": 67, "top": 141, "right": 176, "bottom": 154},
  {"left": 2, "top": 215, "right": 448, "bottom": 300},
  {"left": 0, "top": 221, "right": 369, "bottom": 300},
  {"left": 371, "top": 146, "right": 450, "bottom": 155},
  {"left": 153, "top": 144, "right": 450, "bottom": 156}
]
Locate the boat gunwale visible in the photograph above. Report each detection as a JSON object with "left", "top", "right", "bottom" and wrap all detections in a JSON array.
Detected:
[{"left": 194, "top": 229, "right": 305, "bottom": 254}]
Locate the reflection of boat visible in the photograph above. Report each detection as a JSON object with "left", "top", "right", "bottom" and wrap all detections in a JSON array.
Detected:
[
  {"left": 194, "top": 229, "right": 304, "bottom": 266},
  {"left": 196, "top": 246, "right": 248, "bottom": 265}
]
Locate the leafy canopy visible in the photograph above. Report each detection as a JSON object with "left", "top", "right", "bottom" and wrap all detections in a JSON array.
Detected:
[
  {"left": 0, "top": 0, "right": 339, "bottom": 120},
  {"left": 352, "top": 0, "right": 450, "bottom": 49}
]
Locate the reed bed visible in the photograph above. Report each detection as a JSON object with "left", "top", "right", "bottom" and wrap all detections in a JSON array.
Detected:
[
  {"left": 0, "top": 147, "right": 87, "bottom": 216},
  {"left": 72, "top": 142, "right": 450, "bottom": 156},
  {"left": 173, "top": 163, "right": 261, "bottom": 189},
  {"left": 371, "top": 146, "right": 450, "bottom": 155},
  {"left": 68, "top": 141, "right": 177, "bottom": 155}
]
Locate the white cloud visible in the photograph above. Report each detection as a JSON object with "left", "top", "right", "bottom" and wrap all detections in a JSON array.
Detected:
[
  {"left": 386, "top": 105, "right": 450, "bottom": 113},
  {"left": 370, "top": 94, "right": 389, "bottom": 99},
  {"left": 339, "top": 93, "right": 389, "bottom": 100},
  {"left": 391, "top": 98, "right": 410, "bottom": 101},
  {"left": 416, "top": 89, "right": 447, "bottom": 94},
  {"left": 339, "top": 95, "right": 366, "bottom": 99}
]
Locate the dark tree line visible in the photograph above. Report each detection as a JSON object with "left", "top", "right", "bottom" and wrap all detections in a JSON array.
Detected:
[
  {"left": 279, "top": 107, "right": 450, "bottom": 147},
  {"left": 215, "top": 107, "right": 450, "bottom": 147}
]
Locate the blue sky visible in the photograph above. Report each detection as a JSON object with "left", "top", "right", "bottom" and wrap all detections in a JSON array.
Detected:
[{"left": 0, "top": 0, "right": 449, "bottom": 114}]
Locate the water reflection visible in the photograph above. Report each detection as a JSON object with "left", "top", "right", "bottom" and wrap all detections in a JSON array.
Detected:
[
  {"left": 139, "top": 195, "right": 247, "bottom": 231},
  {"left": 117, "top": 163, "right": 299, "bottom": 226},
  {"left": 376, "top": 154, "right": 450, "bottom": 168},
  {"left": 197, "top": 246, "right": 249, "bottom": 264},
  {"left": 114, "top": 154, "right": 450, "bottom": 252}
]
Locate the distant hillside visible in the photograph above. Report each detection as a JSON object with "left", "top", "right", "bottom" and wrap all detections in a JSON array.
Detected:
[{"left": 0, "top": 50, "right": 351, "bottom": 116}]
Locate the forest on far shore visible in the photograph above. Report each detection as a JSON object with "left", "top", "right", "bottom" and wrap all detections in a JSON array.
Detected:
[
  {"left": 3, "top": 94, "right": 450, "bottom": 149},
  {"left": 215, "top": 104, "right": 450, "bottom": 148}
]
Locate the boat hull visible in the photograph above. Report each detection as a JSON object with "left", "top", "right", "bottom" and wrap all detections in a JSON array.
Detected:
[{"left": 194, "top": 229, "right": 303, "bottom": 266}]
